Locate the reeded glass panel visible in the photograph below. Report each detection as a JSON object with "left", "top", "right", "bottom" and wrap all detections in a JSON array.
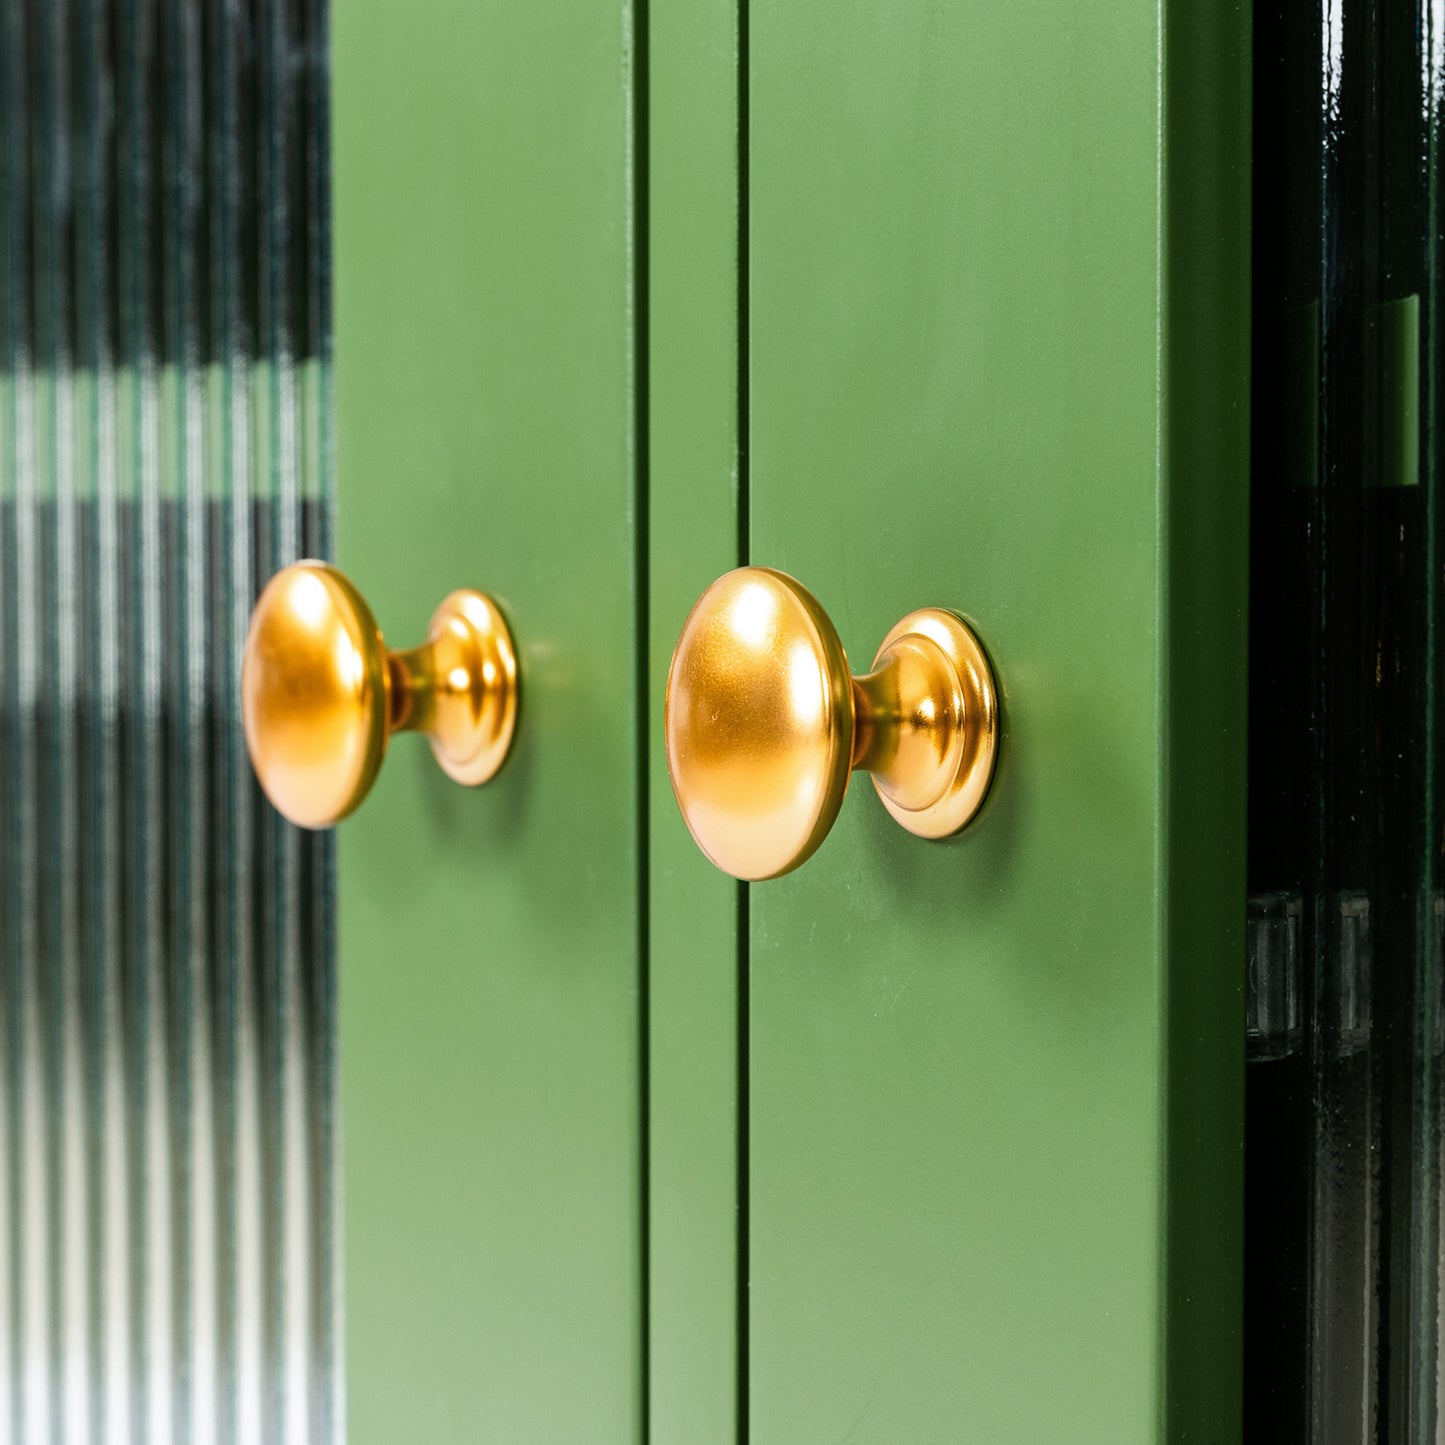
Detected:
[
  {"left": 1249, "top": 0, "right": 1444, "bottom": 1437},
  {"left": 0, "top": 2, "right": 336, "bottom": 1442}
]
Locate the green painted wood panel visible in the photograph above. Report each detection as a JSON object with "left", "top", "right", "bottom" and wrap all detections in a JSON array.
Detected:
[
  {"left": 646, "top": 0, "right": 745, "bottom": 1438},
  {"left": 333, "top": 2, "right": 644, "bottom": 1439},
  {"left": 745, "top": 1, "right": 1249, "bottom": 1440}
]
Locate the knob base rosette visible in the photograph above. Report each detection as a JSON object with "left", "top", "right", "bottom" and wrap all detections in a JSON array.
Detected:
[
  {"left": 859, "top": 608, "right": 998, "bottom": 841},
  {"left": 392, "top": 589, "right": 518, "bottom": 789}
]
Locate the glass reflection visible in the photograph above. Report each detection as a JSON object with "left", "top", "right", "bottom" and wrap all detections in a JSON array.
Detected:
[{"left": 1249, "top": 0, "right": 1445, "bottom": 1437}]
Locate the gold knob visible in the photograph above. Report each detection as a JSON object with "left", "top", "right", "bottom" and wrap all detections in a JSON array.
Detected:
[
  {"left": 241, "top": 561, "right": 518, "bottom": 828},
  {"left": 664, "top": 566, "right": 999, "bottom": 880}
]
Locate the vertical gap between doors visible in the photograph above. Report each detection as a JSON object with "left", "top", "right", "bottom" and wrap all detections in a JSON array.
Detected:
[{"left": 629, "top": 0, "right": 652, "bottom": 1434}]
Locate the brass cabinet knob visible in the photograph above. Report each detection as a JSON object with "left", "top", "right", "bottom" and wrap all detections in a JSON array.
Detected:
[
  {"left": 665, "top": 567, "right": 999, "bottom": 880},
  {"left": 241, "top": 561, "right": 518, "bottom": 828}
]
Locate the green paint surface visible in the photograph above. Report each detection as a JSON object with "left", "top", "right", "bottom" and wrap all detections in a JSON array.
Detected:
[
  {"left": 745, "top": 1, "right": 1248, "bottom": 1440},
  {"left": 332, "top": 0, "right": 1247, "bottom": 1434},
  {"left": 334, "top": 1, "right": 643, "bottom": 1439}
]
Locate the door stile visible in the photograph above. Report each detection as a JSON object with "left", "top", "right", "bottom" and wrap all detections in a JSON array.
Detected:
[{"left": 646, "top": 0, "right": 747, "bottom": 1436}]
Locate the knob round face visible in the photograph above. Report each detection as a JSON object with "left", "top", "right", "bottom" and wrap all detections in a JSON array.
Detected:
[
  {"left": 665, "top": 567, "right": 854, "bottom": 880},
  {"left": 241, "top": 561, "right": 388, "bottom": 828}
]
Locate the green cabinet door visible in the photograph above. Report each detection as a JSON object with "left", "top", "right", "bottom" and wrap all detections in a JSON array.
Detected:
[
  {"left": 736, "top": 1, "right": 1250, "bottom": 1440},
  {"left": 333, "top": 1, "right": 644, "bottom": 1439}
]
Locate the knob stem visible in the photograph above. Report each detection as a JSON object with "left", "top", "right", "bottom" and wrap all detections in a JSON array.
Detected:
[
  {"left": 388, "top": 645, "right": 437, "bottom": 735},
  {"left": 851, "top": 634, "right": 966, "bottom": 814}
]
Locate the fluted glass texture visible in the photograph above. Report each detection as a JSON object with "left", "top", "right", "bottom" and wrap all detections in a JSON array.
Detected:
[{"left": 0, "top": 2, "right": 336, "bottom": 1443}]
